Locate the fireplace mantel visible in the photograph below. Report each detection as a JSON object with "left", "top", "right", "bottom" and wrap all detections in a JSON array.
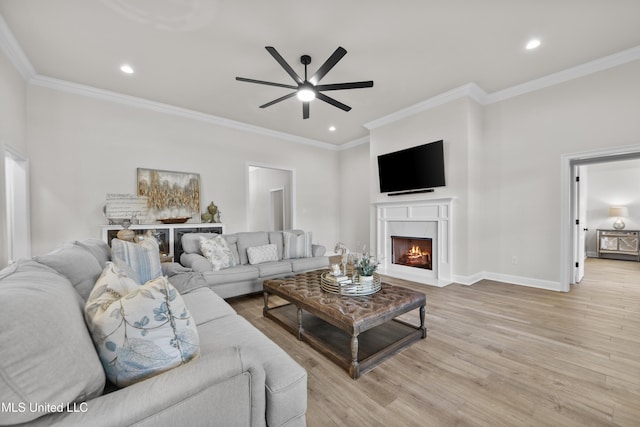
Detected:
[{"left": 374, "top": 198, "right": 453, "bottom": 286}]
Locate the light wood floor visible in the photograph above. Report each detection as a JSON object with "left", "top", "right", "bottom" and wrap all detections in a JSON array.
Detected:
[{"left": 228, "top": 258, "right": 640, "bottom": 426}]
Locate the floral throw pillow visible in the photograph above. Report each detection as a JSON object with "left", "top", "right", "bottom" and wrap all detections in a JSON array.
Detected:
[
  {"left": 199, "top": 235, "right": 236, "bottom": 271},
  {"left": 85, "top": 262, "right": 200, "bottom": 387}
]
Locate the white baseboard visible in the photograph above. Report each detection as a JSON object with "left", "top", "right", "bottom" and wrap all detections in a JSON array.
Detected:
[{"left": 453, "top": 271, "right": 563, "bottom": 292}]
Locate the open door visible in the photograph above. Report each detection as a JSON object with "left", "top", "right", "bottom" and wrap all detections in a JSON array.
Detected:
[{"left": 573, "top": 165, "right": 587, "bottom": 283}]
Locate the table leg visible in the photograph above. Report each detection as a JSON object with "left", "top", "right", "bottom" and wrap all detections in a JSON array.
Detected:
[
  {"left": 420, "top": 305, "right": 427, "bottom": 338},
  {"left": 350, "top": 334, "right": 360, "bottom": 379},
  {"left": 262, "top": 291, "right": 269, "bottom": 317},
  {"left": 297, "top": 307, "right": 303, "bottom": 340}
]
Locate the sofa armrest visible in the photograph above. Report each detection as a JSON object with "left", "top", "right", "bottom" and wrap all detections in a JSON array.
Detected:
[
  {"left": 312, "top": 244, "right": 326, "bottom": 257},
  {"left": 29, "top": 347, "right": 267, "bottom": 427},
  {"left": 180, "top": 252, "right": 213, "bottom": 272}
]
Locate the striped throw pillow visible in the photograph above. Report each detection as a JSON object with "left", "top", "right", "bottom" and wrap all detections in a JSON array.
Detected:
[
  {"left": 282, "top": 231, "right": 313, "bottom": 259},
  {"left": 110, "top": 237, "right": 162, "bottom": 284}
]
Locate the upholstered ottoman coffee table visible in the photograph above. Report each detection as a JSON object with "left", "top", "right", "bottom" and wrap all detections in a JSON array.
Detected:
[{"left": 263, "top": 270, "right": 426, "bottom": 379}]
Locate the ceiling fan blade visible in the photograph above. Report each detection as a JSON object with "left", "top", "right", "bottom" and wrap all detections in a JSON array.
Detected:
[
  {"left": 259, "top": 91, "right": 297, "bottom": 109},
  {"left": 311, "top": 46, "right": 347, "bottom": 84},
  {"left": 315, "top": 81, "right": 374, "bottom": 91},
  {"left": 303, "top": 102, "right": 310, "bottom": 119},
  {"left": 236, "top": 77, "right": 297, "bottom": 89},
  {"left": 266, "top": 46, "right": 304, "bottom": 84},
  {"left": 316, "top": 92, "right": 351, "bottom": 112}
]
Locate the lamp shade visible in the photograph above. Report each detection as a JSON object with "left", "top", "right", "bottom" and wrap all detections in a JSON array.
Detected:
[{"left": 609, "top": 206, "right": 628, "bottom": 217}]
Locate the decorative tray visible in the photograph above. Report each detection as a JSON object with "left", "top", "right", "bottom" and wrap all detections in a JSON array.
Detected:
[
  {"left": 157, "top": 217, "right": 191, "bottom": 224},
  {"left": 321, "top": 272, "right": 381, "bottom": 296}
]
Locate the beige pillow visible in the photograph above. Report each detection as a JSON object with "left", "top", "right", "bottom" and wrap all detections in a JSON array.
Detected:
[{"left": 247, "top": 243, "right": 279, "bottom": 265}]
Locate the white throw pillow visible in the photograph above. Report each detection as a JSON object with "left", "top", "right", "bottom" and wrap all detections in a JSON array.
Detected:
[
  {"left": 247, "top": 243, "right": 279, "bottom": 265},
  {"left": 283, "top": 231, "right": 313, "bottom": 259},
  {"left": 199, "top": 235, "right": 236, "bottom": 271},
  {"left": 110, "top": 237, "right": 162, "bottom": 284},
  {"left": 85, "top": 262, "right": 200, "bottom": 387}
]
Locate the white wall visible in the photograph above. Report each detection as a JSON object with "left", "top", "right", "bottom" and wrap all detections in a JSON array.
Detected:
[
  {"left": 0, "top": 48, "right": 27, "bottom": 267},
  {"left": 585, "top": 158, "right": 640, "bottom": 255},
  {"left": 480, "top": 60, "right": 640, "bottom": 286},
  {"left": 25, "top": 85, "right": 340, "bottom": 255},
  {"left": 337, "top": 141, "right": 370, "bottom": 253}
]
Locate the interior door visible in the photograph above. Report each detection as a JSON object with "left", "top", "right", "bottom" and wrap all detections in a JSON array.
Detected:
[{"left": 574, "top": 165, "right": 587, "bottom": 283}]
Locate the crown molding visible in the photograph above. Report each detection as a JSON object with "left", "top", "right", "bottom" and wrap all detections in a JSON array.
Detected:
[
  {"left": 365, "top": 45, "right": 640, "bottom": 129},
  {"left": 486, "top": 45, "right": 640, "bottom": 104},
  {"left": 338, "top": 136, "right": 369, "bottom": 151},
  {"left": 3, "top": 12, "right": 639, "bottom": 149},
  {"left": 0, "top": 14, "right": 35, "bottom": 80},
  {"left": 364, "top": 83, "right": 487, "bottom": 130},
  {"left": 30, "top": 75, "right": 338, "bottom": 151}
]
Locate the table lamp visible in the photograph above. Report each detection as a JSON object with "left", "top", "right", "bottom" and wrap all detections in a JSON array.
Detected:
[{"left": 609, "top": 206, "right": 628, "bottom": 230}]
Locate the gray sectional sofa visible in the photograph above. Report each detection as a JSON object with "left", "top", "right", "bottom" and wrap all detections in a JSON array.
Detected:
[
  {"left": 180, "top": 230, "right": 328, "bottom": 298},
  {"left": 0, "top": 239, "right": 307, "bottom": 426}
]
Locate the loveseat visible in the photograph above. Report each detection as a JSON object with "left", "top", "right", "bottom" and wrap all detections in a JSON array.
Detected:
[
  {"left": 0, "top": 239, "right": 307, "bottom": 426},
  {"left": 180, "top": 230, "right": 328, "bottom": 298}
]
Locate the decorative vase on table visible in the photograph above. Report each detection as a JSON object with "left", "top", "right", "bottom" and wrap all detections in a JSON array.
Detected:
[{"left": 354, "top": 252, "right": 378, "bottom": 284}]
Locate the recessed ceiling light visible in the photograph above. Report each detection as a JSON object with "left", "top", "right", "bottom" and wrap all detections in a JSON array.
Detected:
[
  {"left": 526, "top": 39, "right": 541, "bottom": 50},
  {"left": 329, "top": 126, "right": 336, "bottom": 132},
  {"left": 120, "top": 64, "right": 135, "bottom": 74}
]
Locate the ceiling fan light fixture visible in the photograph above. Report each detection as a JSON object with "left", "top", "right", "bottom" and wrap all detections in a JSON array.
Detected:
[{"left": 297, "top": 87, "right": 316, "bottom": 102}]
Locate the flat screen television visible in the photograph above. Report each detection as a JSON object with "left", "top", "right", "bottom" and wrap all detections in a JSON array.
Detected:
[{"left": 377, "top": 140, "right": 445, "bottom": 194}]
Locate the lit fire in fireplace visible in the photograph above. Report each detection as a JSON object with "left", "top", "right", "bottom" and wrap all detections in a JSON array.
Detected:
[{"left": 391, "top": 236, "right": 432, "bottom": 270}]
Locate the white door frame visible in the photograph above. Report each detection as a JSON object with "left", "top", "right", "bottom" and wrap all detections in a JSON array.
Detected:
[
  {"left": 561, "top": 143, "right": 640, "bottom": 291},
  {"left": 4, "top": 146, "right": 31, "bottom": 264}
]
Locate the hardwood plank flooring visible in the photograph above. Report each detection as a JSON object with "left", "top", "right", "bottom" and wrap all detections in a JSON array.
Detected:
[{"left": 227, "top": 258, "right": 640, "bottom": 426}]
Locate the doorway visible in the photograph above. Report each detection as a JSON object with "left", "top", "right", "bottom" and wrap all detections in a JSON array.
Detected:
[
  {"left": 246, "top": 164, "right": 294, "bottom": 232},
  {"left": 4, "top": 147, "right": 31, "bottom": 264},
  {"left": 562, "top": 144, "right": 640, "bottom": 291}
]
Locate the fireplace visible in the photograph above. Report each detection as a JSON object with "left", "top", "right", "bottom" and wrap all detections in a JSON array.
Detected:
[
  {"left": 391, "top": 236, "right": 432, "bottom": 270},
  {"left": 375, "top": 198, "right": 452, "bottom": 286}
]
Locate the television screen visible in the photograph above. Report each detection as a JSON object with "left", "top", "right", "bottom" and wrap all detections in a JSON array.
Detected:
[{"left": 377, "top": 140, "right": 445, "bottom": 193}]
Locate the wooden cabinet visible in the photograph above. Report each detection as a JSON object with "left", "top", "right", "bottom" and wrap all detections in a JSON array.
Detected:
[
  {"left": 102, "top": 223, "right": 224, "bottom": 262},
  {"left": 597, "top": 229, "right": 640, "bottom": 261}
]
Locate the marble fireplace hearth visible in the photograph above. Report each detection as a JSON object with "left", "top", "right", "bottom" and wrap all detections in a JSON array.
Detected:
[{"left": 375, "top": 198, "right": 453, "bottom": 287}]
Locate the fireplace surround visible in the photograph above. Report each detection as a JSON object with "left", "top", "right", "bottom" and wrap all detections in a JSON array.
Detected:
[{"left": 375, "top": 198, "right": 453, "bottom": 286}]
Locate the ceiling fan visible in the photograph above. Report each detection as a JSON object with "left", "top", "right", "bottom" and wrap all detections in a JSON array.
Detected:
[{"left": 236, "top": 46, "right": 374, "bottom": 119}]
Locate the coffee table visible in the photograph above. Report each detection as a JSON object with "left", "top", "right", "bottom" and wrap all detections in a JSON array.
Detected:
[{"left": 263, "top": 270, "right": 426, "bottom": 379}]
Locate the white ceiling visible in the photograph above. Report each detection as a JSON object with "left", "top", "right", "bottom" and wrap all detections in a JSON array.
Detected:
[{"left": 1, "top": 0, "right": 640, "bottom": 146}]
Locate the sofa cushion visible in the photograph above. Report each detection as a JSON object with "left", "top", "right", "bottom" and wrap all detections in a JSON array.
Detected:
[
  {"left": 75, "top": 238, "right": 111, "bottom": 267},
  {"left": 181, "top": 287, "right": 236, "bottom": 325},
  {"left": 290, "top": 256, "right": 329, "bottom": 273},
  {"left": 200, "top": 235, "right": 236, "bottom": 271},
  {"left": 283, "top": 231, "right": 313, "bottom": 259},
  {"left": 0, "top": 259, "right": 105, "bottom": 425},
  {"left": 197, "top": 314, "right": 307, "bottom": 427},
  {"left": 237, "top": 232, "right": 270, "bottom": 265},
  {"left": 247, "top": 243, "right": 279, "bottom": 265},
  {"left": 268, "top": 231, "right": 284, "bottom": 260},
  {"left": 111, "top": 237, "right": 162, "bottom": 284},
  {"left": 35, "top": 242, "right": 104, "bottom": 301},
  {"left": 85, "top": 264, "right": 200, "bottom": 387},
  {"left": 256, "top": 261, "right": 293, "bottom": 277},
  {"left": 200, "top": 265, "right": 260, "bottom": 286}
]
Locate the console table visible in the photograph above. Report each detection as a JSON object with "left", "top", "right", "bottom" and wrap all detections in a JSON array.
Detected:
[
  {"left": 102, "top": 223, "right": 224, "bottom": 262},
  {"left": 596, "top": 229, "right": 640, "bottom": 261}
]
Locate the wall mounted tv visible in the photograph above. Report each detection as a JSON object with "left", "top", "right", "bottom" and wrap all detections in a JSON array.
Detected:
[{"left": 377, "top": 140, "right": 445, "bottom": 195}]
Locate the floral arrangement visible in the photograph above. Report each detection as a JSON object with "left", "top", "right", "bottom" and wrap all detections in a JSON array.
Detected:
[{"left": 354, "top": 253, "right": 378, "bottom": 277}]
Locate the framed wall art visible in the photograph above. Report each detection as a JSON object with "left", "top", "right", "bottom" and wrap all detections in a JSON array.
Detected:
[{"left": 137, "top": 168, "right": 200, "bottom": 222}]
